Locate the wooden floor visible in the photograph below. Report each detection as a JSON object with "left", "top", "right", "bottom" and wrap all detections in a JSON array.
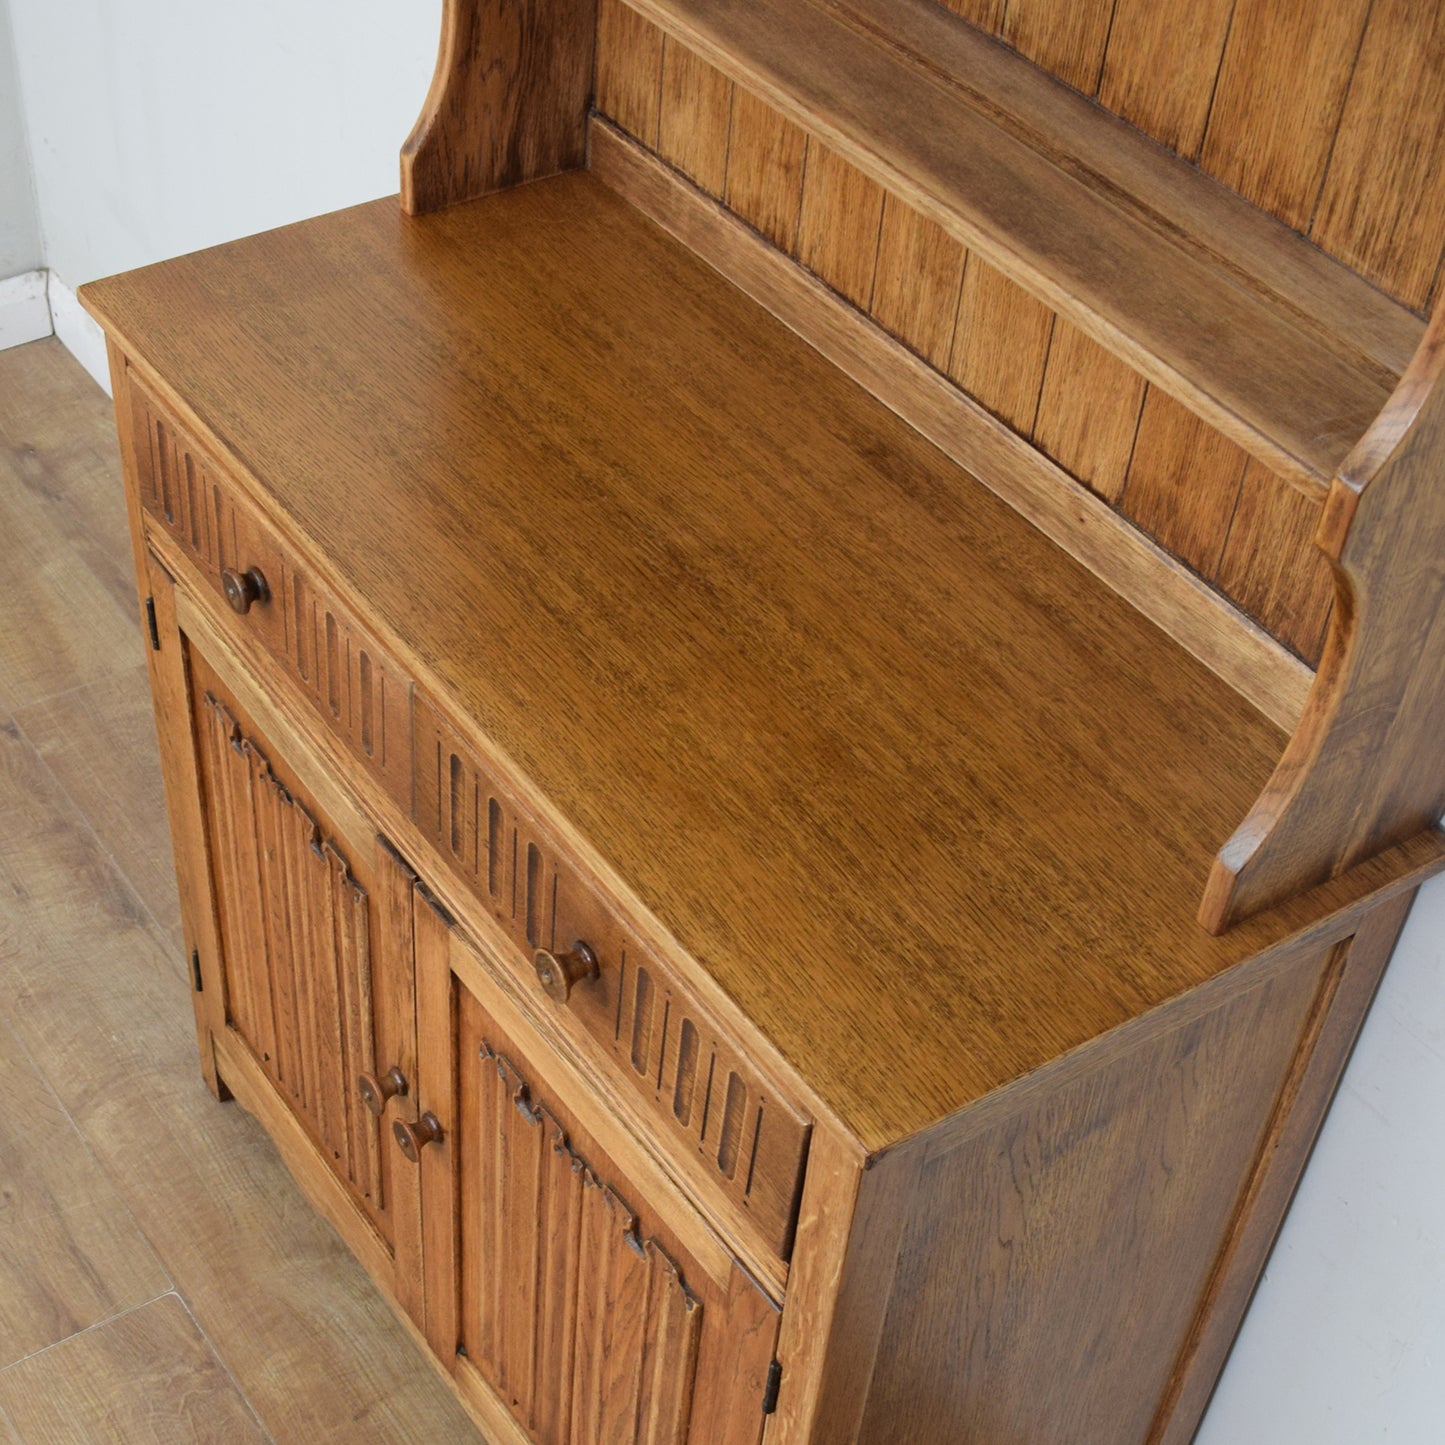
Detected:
[{"left": 0, "top": 339, "right": 479, "bottom": 1443}]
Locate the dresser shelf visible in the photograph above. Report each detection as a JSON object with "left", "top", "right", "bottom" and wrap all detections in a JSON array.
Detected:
[{"left": 616, "top": 0, "right": 1422, "bottom": 494}]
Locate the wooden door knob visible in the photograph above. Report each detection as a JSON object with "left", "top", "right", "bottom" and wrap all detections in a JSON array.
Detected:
[
  {"left": 533, "top": 940, "right": 599, "bottom": 1002},
  {"left": 357, "top": 1065, "right": 408, "bottom": 1117},
  {"left": 393, "top": 1111, "right": 444, "bottom": 1163},
  {"left": 220, "top": 565, "right": 269, "bottom": 614}
]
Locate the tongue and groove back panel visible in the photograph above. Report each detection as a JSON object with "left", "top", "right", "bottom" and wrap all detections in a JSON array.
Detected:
[{"left": 592, "top": 0, "right": 1445, "bottom": 669}]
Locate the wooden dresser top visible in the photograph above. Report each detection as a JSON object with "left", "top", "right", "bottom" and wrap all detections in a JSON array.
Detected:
[{"left": 83, "top": 172, "right": 1445, "bottom": 1151}]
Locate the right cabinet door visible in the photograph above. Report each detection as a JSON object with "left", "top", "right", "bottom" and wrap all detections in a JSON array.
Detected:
[{"left": 411, "top": 902, "right": 782, "bottom": 1445}]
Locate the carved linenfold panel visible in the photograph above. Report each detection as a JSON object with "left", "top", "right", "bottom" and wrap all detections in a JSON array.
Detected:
[
  {"left": 412, "top": 687, "right": 810, "bottom": 1261},
  {"left": 277, "top": 565, "right": 410, "bottom": 800},
  {"left": 132, "top": 387, "right": 259, "bottom": 586},
  {"left": 198, "top": 690, "right": 387, "bottom": 1225},
  {"left": 460, "top": 1030, "right": 703, "bottom": 1445},
  {"left": 130, "top": 379, "right": 413, "bottom": 802}
]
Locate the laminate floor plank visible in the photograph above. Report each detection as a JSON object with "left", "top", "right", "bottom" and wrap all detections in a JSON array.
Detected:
[
  {"left": 0, "top": 715, "right": 478, "bottom": 1442},
  {"left": 0, "top": 497, "right": 140, "bottom": 714},
  {"left": 0, "top": 1294, "right": 267, "bottom": 1444},
  {"left": 0, "top": 1014, "right": 170, "bottom": 1368},
  {"left": 15, "top": 663, "right": 184, "bottom": 953},
  {"left": 0, "top": 338, "right": 135, "bottom": 617}
]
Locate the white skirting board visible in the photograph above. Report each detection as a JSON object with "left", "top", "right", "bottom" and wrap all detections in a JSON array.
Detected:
[
  {"left": 0, "top": 269, "right": 52, "bottom": 350},
  {"left": 0, "top": 268, "right": 111, "bottom": 396},
  {"left": 48, "top": 272, "right": 110, "bottom": 395}
]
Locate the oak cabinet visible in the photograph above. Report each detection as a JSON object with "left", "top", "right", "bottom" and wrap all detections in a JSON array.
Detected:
[
  {"left": 83, "top": 1, "right": 1445, "bottom": 1436},
  {"left": 149, "top": 490, "right": 783, "bottom": 1445},
  {"left": 416, "top": 919, "right": 781, "bottom": 1444}
]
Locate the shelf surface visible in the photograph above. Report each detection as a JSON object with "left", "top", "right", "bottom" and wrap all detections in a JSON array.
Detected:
[
  {"left": 623, "top": 0, "right": 1423, "bottom": 493},
  {"left": 83, "top": 173, "right": 1444, "bottom": 1151}
]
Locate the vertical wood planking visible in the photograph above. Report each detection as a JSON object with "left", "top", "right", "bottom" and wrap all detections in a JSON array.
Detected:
[
  {"left": 534, "top": 1126, "right": 584, "bottom": 1443},
  {"left": 1216, "top": 461, "right": 1335, "bottom": 665},
  {"left": 1200, "top": 0, "right": 1372, "bottom": 231},
  {"left": 1097, "top": 0, "right": 1236, "bottom": 157},
  {"left": 870, "top": 197, "right": 967, "bottom": 370},
  {"left": 596, "top": 1189, "right": 651, "bottom": 1442},
  {"left": 401, "top": 0, "right": 596, "bottom": 213},
  {"left": 499, "top": 1055, "right": 547, "bottom": 1426},
  {"left": 1311, "top": 0, "right": 1445, "bottom": 312},
  {"left": 595, "top": 0, "right": 665, "bottom": 147},
  {"left": 571, "top": 1173, "right": 610, "bottom": 1445},
  {"left": 937, "top": 0, "right": 1005, "bottom": 32},
  {"left": 588, "top": 22, "right": 1347, "bottom": 661},
  {"left": 796, "top": 144, "right": 888, "bottom": 310},
  {"left": 639, "top": 1254, "right": 701, "bottom": 1443},
  {"left": 657, "top": 42, "right": 734, "bottom": 198},
  {"left": 1001, "top": 0, "right": 1118, "bottom": 95},
  {"left": 725, "top": 88, "right": 808, "bottom": 253},
  {"left": 1032, "top": 321, "right": 1147, "bottom": 503},
  {"left": 1120, "top": 389, "right": 1249, "bottom": 578},
  {"left": 255, "top": 759, "right": 302, "bottom": 1105},
  {"left": 947, "top": 258, "right": 1055, "bottom": 434}
]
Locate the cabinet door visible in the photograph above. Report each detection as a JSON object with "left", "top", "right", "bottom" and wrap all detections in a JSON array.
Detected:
[
  {"left": 410, "top": 904, "right": 781, "bottom": 1445},
  {"left": 187, "top": 646, "right": 421, "bottom": 1299}
]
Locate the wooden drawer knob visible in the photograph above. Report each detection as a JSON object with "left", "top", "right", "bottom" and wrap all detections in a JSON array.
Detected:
[
  {"left": 533, "top": 941, "right": 599, "bottom": 1003},
  {"left": 357, "top": 1066, "right": 408, "bottom": 1117},
  {"left": 220, "top": 565, "right": 269, "bottom": 614},
  {"left": 392, "top": 1112, "right": 444, "bottom": 1163}
]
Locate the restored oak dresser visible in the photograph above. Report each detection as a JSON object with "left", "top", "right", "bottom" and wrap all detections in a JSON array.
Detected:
[{"left": 81, "top": 1, "right": 1445, "bottom": 1440}]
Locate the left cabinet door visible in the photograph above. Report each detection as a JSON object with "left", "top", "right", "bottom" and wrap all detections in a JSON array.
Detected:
[{"left": 182, "top": 638, "right": 423, "bottom": 1314}]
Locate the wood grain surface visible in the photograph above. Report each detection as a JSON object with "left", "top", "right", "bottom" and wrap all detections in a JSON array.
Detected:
[
  {"left": 0, "top": 671, "right": 479, "bottom": 1443},
  {"left": 588, "top": 10, "right": 1392, "bottom": 667},
  {"left": 908, "top": 0, "right": 1445, "bottom": 315},
  {"left": 401, "top": 0, "right": 594, "bottom": 214},
  {"left": 0, "top": 1015, "right": 168, "bottom": 1369},
  {"left": 1205, "top": 301, "right": 1445, "bottom": 930},
  {"left": 852, "top": 944, "right": 1330, "bottom": 1444},
  {"left": 82, "top": 177, "right": 1445, "bottom": 1150},
  {"left": 607, "top": 0, "right": 1412, "bottom": 491},
  {"left": 0, "top": 1295, "right": 265, "bottom": 1444},
  {"left": 590, "top": 122, "right": 1317, "bottom": 723}
]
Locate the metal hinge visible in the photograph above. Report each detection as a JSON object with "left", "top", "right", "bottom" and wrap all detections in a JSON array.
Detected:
[
  {"left": 190, "top": 949, "right": 204, "bottom": 993},
  {"left": 144, "top": 596, "right": 161, "bottom": 651},
  {"left": 762, "top": 1359, "right": 783, "bottom": 1415}
]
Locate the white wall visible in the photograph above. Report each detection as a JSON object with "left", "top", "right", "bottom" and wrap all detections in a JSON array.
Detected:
[
  {"left": 0, "top": 0, "right": 40, "bottom": 277},
  {"left": 5, "top": 0, "right": 438, "bottom": 288},
  {"left": 4, "top": 5, "right": 1445, "bottom": 1438},
  {"left": 1198, "top": 873, "right": 1445, "bottom": 1441}
]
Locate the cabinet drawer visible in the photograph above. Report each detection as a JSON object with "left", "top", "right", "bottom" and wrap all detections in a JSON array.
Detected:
[
  {"left": 128, "top": 375, "right": 413, "bottom": 807},
  {"left": 412, "top": 687, "right": 811, "bottom": 1264}
]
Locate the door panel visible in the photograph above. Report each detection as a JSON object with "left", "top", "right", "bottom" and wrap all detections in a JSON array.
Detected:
[
  {"left": 459, "top": 1018, "right": 704, "bottom": 1443},
  {"left": 415, "top": 916, "right": 781, "bottom": 1445},
  {"left": 188, "top": 644, "right": 419, "bottom": 1276}
]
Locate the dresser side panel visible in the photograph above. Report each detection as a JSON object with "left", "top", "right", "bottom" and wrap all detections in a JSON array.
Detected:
[{"left": 853, "top": 938, "right": 1338, "bottom": 1445}]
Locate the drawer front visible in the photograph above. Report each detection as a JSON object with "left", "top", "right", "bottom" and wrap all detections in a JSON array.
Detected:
[
  {"left": 129, "top": 376, "right": 413, "bottom": 807},
  {"left": 412, "top": 687, "right": 810, "bottom": 1264}
]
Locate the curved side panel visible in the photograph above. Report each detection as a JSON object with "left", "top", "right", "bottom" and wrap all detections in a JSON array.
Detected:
[
  {"left": 1202, "top": 304, "right": 1445, "bottom": 932},
  {"left": 401, "top": 0, "right": 596, "bottom": 216}
]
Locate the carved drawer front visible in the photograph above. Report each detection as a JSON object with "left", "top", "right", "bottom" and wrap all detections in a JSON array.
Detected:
[
  {"left": 413, "top": 688, "right": 811, "bottom": 1264},
  {"left": 129, "top": 374, "right": 412, "bottom": 805},
  {"left": 446, "top": 972, "right": 780, "bottom": 1445},
  {"left": 191, "top": 656, "right": 416, "bottom": 1252}
]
